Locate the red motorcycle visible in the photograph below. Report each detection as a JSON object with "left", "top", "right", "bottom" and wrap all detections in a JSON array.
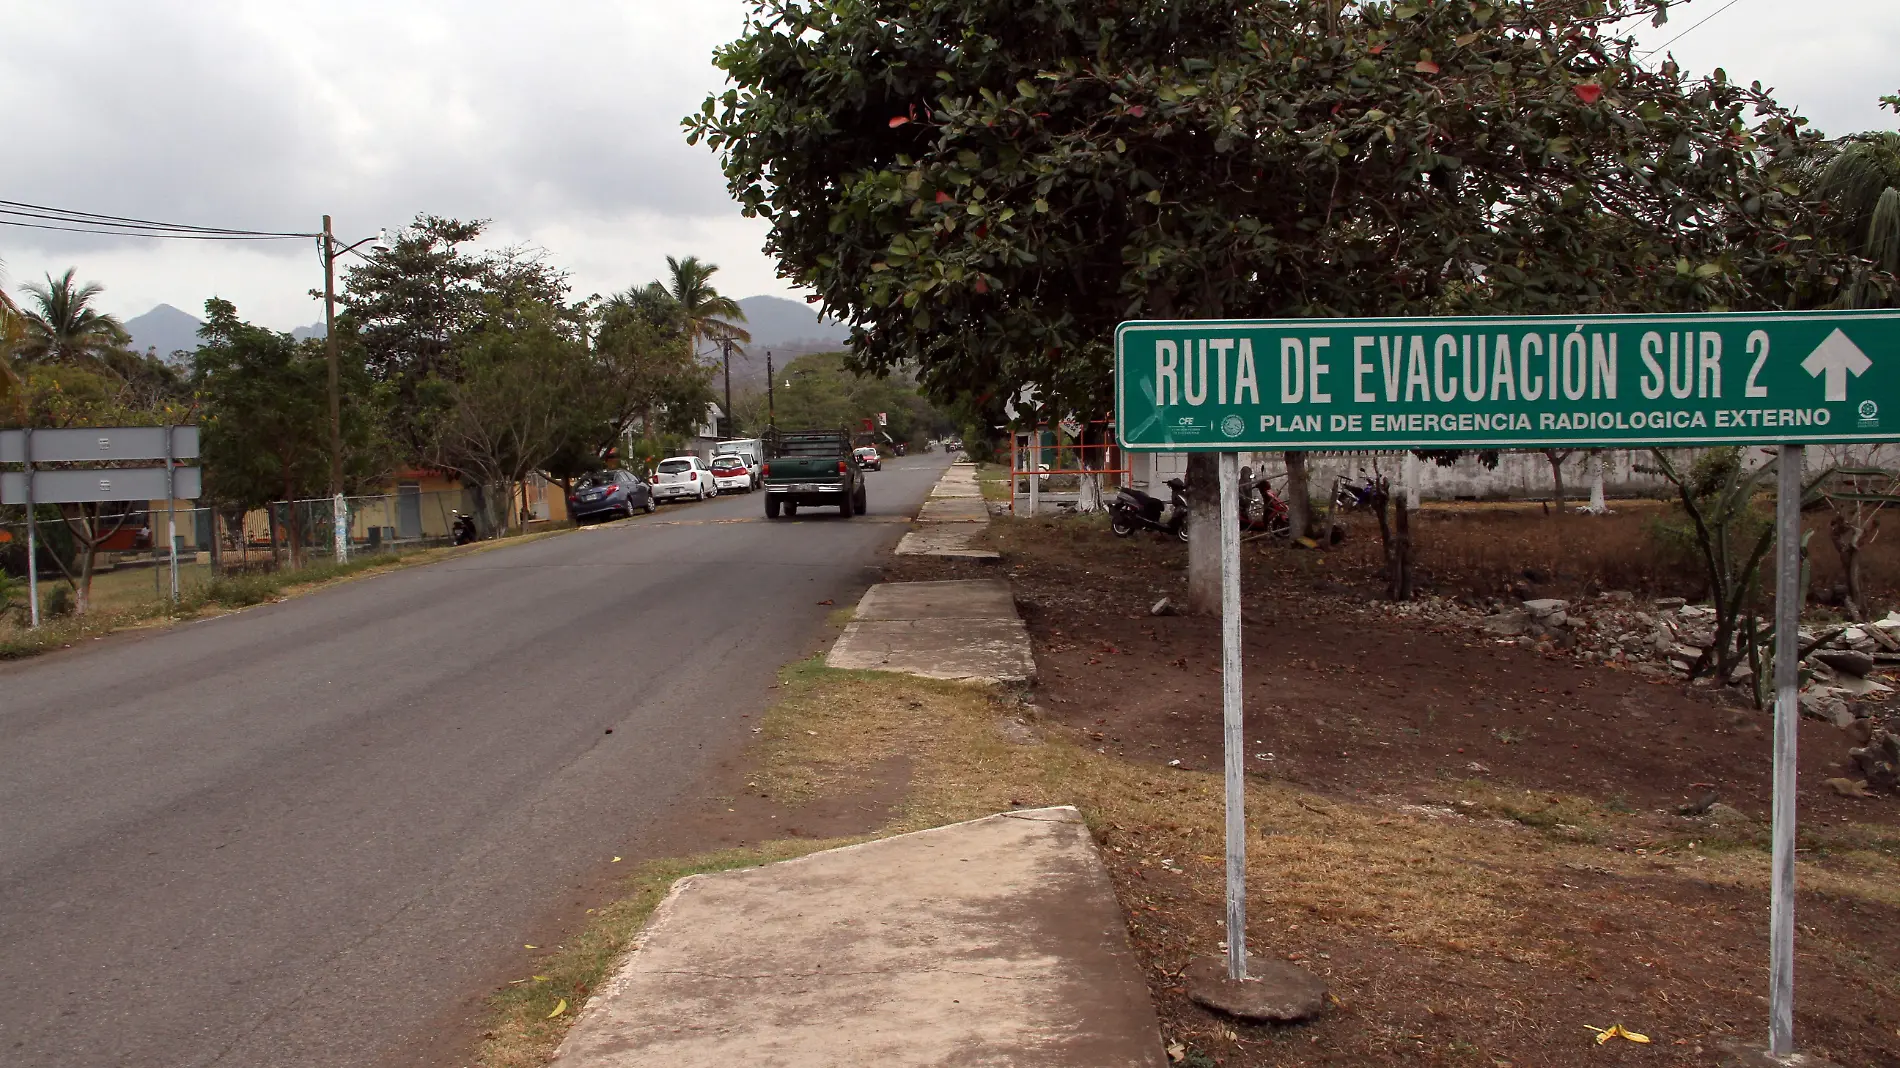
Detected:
[{"left": 1239, "top": 469, "right": 1293, "bottom": 540}]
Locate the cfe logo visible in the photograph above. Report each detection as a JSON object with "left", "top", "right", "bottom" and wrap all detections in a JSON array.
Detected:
[
  {"left": 1860, "top": 400, "right": 1881, "bottom": 428},
  {"left": 1220, "top": 414, "right": 1246, "bottom": 439}
]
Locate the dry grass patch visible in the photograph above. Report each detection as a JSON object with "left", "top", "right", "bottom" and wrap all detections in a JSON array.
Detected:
[{"left": 475, "top": 657, "right": 1900, "bottom": 1066}]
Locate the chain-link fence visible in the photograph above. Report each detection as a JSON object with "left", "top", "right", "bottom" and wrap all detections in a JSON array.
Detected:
[{"left": 0, "top": 487, "right": 487, "bottom": 624}]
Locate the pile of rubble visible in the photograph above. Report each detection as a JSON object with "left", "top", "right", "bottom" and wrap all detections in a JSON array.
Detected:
[{"left": 1364, "top": 593, "right": 1900, "bottom": 724}]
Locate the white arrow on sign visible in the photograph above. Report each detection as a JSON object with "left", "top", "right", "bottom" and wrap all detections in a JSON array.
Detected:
[{"left": 1800, "top": 328, "right": 1872, "bottom": 402}]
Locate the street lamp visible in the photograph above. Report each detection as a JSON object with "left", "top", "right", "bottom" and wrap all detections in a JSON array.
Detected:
[{"left": 320, "top": 216, "right": 390, "bottom": 563}]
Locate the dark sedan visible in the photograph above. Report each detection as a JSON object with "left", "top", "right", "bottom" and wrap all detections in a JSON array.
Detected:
[{"left": 567, "top": 469, "right": 655, "bottom": 522}]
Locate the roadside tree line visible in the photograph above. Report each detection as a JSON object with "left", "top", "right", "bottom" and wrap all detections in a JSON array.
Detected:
[{"left": 0, "top": 221, "right": 748, "bottom": 613}]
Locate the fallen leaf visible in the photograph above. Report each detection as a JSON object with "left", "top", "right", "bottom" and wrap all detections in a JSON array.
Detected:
[
  {"left": 1166, "top": 1040, "right": 1186, "bottom": 1063},
  {"left": 533, "top": 975, "right": 552, "bottom": 982},
  {"left": 524, "top": 944, "right": 538, "bottom": 949},
  {"left": 547, "top": 998, "right": 568, "bottom": 1019},
  {"left": 1415, "top": 60, "right": 1440, "bottom": 74},
  {"left": 817, "top": 599, "right": 834, "bottom": 605},
  {"left": 611, "top": 856, "right": 622, "bottom": 863},
  {"left": 1585, "top": 1023, "right": 1651, "bottom": 1044}
]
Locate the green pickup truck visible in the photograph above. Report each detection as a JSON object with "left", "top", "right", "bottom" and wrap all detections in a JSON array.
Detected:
[{"left": 761, "top": 428, "right": 867, "bottom": 518}]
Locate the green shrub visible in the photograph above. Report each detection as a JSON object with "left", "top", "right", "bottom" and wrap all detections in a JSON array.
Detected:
[{"left": 44, "top": 584, "right": 74, "bottom": 619}]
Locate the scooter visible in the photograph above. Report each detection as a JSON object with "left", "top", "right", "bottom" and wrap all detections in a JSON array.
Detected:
[
  {"left": 1109, "top": 478, "right": 1190, "bottom": 542},
  {"left": 451, "top": 511, "right": 478, "bottom": 546}
]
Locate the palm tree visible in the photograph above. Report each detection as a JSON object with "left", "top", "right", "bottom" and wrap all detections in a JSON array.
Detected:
[
  {"left": 17, "top": 268, "right": 129, "bottom": 365},
  {"left": 661, "top": 255, "right": 751, "bottom": 353},
  {"left": 1810, "top": 131, "right": 1900, "bottom": 307}
]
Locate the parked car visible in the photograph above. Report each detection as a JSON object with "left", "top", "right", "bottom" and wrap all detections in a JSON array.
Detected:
[
  {"left": 567, "top": 469, "right": 655, "bottom": 522},
  {"left": 650, "top": 455, "right": 717, "bottom": 502},
  {"left": 710, "top": 453, "right": 754, "bottom": 493},
  {"left": 853, "top": 446, "right": 883, "bottom": 471},
  {"left": 762, "top": 429, "right": 864, "bottom": 518},
  {"left": 715, "top": 438, "right": 765, "bottom": 487}
]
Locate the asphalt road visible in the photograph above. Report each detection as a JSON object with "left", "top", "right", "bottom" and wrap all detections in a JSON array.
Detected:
[{"left": 0, "top": 453, "right": 953, "bottom": 1067}]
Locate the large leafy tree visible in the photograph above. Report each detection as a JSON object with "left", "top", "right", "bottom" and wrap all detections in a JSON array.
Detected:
[
  {"left": 690, "top": 0, "right": 1884, "bottom": 609},
  {"left": 339, "top": 215, "right": 572, "bottom": 454},
  {"left": 193, "top": 299, "right": 392, "bottom": 567},
  {"left": 420, "top": 298, "right": 595, "bottom": 535},
  {"left": 16, "top": 268, "right": 129, "bottom": 367}
]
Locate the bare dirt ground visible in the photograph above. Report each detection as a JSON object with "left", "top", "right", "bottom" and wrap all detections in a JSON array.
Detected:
[{"left": 890, "top": 513, "right": 1900, "bottom": 1068}]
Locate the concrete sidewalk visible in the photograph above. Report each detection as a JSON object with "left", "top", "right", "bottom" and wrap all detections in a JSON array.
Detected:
[
  {"left": 826, "top": 579, "right": 1035, "bottom": 684},
  {"left": 548, "top": 807, "right": 1166, "bottom": 1067},
  {"left": 898, "top": 464, "right": 998, "bottom": 560}
]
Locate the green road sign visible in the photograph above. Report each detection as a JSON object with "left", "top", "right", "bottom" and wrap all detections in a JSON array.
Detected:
[{"left": 1115, "top": 310, "right": 1900, "bottom": 451}]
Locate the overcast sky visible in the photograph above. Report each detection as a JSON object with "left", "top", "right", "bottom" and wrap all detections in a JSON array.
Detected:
[{"left": 0, "top": 0, "right": 1894, "bottom": 331}]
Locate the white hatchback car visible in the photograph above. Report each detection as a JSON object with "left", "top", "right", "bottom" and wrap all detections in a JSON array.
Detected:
[
  {"left": 650, "top": 455, "right": 717, "bottom": 502},
  {"left": 709, "top": 453, "right": 753, "bottom": 493}
]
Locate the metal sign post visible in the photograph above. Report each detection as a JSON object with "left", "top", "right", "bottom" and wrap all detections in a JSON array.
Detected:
[
  {"left": 23, "top": 428, "right": 38, "bottom": 629},
  {"left": 1217, "top": 451, "right": 1248, "bottom": 980},
  {"left": 1769, "top": 444, "right": 1802, "bottom": 1056},
  {"left": 2, "top": 426, "right": 203, "bottom": 620},
  {"left": 1114, "top": 311, "right": 1900, "bottom": 1055},
  {"left": 164, "top": 425, "right": 180, "bottom": 602}
]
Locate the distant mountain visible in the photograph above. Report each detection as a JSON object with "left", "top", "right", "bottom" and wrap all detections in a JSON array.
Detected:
[
  {"left": 735, "top": 295, "right": 849, "bottom": 352},
  {"left": 291, "top": 322, "right": 326, "bottom": 341},
  {"left": 122, "top": 304, "right": 203, "bottom": 362},
  {"left": 712, "top": 295, "right": 852, "bottom": 392}
]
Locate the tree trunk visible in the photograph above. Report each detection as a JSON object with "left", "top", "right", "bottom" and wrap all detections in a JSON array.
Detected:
[
  {"left": 1587, "top": 450, "right": 1607, "bottom": 513},
  {"left": 1831, "top": 513, "right": 1868, "bottom": 620},
  {"left": 1185, "top": 452, "right": 1221, "bottom": 614},
  {"left": 283, "top": 474, "right": 306, "bottom": 570},
  {"left": 1284, "top": 451, "right": 1314, "bottom": 540},
  {"left": 1076, "top": 426, "right": 1104, "bottom": 513},
  {"left": 1390, "top": 486, "right": 1413, "bottom": 600},
  {"left": 1545, "top": 450, "right": 1569, "bottom": 516},
  {"left": 73, "top": 507, "right": 96, "bottom": 615}
]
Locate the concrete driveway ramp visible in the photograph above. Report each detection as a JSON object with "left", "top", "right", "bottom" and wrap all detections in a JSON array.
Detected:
[
  {"left": 918, "top": 497, "right": 989, "bottom": 523},
  {"left": 854, "top": 579, "right": 1017, "bottom": 620},
  {"left": 548, "top": 807, "right": 1166, "bottom": 1068},
  {"left": 894, "top": 526, "right": 998, "bottom": 559},
  {"left": 828, "top": 580, "right": 1033, "bottom": 683}
]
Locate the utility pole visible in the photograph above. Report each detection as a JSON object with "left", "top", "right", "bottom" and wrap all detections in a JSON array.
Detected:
[
  {"left": 766, "top": 350, "right": 775, "bottom": 431},
  {"left": 722, "top": 335, "right": 734, "bottom": 438},
  {"left": 321, "top": 215, "right": 347, "bottom": 564}
]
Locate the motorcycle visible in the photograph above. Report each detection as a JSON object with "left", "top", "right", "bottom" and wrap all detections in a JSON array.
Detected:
[
  {"left": 1240, "top": 470, "right": 1293, "bottom": 539},
  {"left": 1332, "top": 473, "right": 1382, "bottom": 512},
  {"left": 451, "top": 511, "right": 478, "bottom": 546},
  {"left": 1110, "top": 477, "right": 1190, "bottom": 542}
]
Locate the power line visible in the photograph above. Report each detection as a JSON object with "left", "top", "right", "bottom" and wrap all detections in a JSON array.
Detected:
[
  {"left": 1639, "top": 0, "right": 1749, "bottom": 58},
  {"left": 0, "top": 217, "right": 315, "bottom": 241},
  {"left": 0, "top": 198, "right": 315, "bottom": 240}
]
